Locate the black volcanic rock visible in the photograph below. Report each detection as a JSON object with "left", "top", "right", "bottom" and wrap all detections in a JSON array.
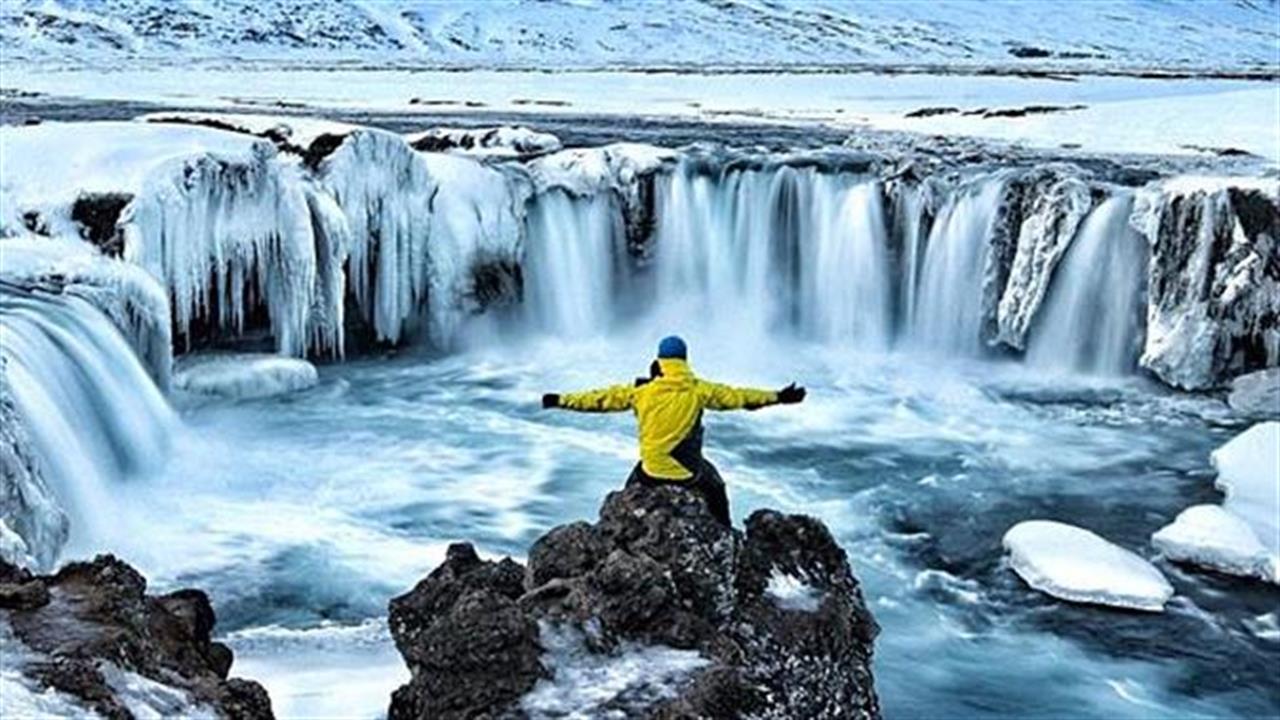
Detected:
[
  {"left": 388, "top": 481, "right": 880, "bottom": 719},
  {"left": 0, "top": 554, "right": 273, "bottom": 719}
]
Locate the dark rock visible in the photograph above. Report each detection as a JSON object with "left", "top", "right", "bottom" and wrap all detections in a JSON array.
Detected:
[
  {"left": 388, "top": 480, "right": 879, "bottom": 719},
  {"left": 0, "top": 578, "right": 50, "bottom": 610},
  {"left": 2, "top": 553, "right": 273, "bottom": 719},
  {"left": 70, "top": 192, "right": 132, "bottom": 256},
  {"left": 388, "top": 543, "right": 542, "bottom": 719},
  {"left": 904, "top": 106, "right": 959, "bottom": 118}
]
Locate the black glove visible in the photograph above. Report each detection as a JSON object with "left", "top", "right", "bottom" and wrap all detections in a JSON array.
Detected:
[
  {"left": 541, "top": 393, "right": 561, "bottom": 409},
  {"left": 777, "top": 383, "right": 806, "bottom": 404}
]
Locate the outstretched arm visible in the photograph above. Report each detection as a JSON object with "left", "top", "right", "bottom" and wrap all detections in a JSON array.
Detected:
[
  {"left": 543, "top": 383, "right": 636, "bottom": 412},
  {"left": 700, "top": 381, "right": 806, "bottom": 411}
]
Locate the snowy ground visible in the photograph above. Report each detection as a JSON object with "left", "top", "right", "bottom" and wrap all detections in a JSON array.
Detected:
[
  {"left": 4, "top": 0, "right": 1275, "bottom": 72},
  {"left": 4, "top": 69, "right": 1277, "bottom": 160}
]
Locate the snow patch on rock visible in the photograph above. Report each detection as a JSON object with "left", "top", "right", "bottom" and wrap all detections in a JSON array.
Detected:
[
  {"left": 765, "top": 570, "right": 823, "bottom": 612},
  {"left": 1003, "top": 520, "right": 1173, "bottom": 611},
  {"left": 520, "top": 622, "right": 708, "bottom": 717},
  {"left": 174, "top": 353, "right": 318, "bottom": 399}
]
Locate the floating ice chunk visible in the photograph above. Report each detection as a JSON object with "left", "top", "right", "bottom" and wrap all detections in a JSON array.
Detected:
[
  {"left": 766, "top": 570, "right": 823, "bottom": 612},
  {"left": 521, "top": 623, "right": 707, "bottom": 717},
  {"left": 1211, "top": 422, "right": 1280, "bottom": 567},
  {"left": 1152, "top": 505, "right": 1276, "bottom": 583},
  {"left": 405, "top": 126, "right": 562, "bottom": 157},
  {"left": 1228, "top": 368, "right": 1280, "bottom": 419},
  {"left": 174, "top": 353, "right": 318, "bottom": 399},
  {"left": 1003, "top": 520, "right": 1173, "bottom": 612}
]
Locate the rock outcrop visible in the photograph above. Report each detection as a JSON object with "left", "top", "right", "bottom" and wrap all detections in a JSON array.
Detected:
[
  {"left": 388, "top": 482, "right": 879, "bottom": 719},
  {"left": 0, "top": 554, "right": 273, "bottom": 719}
]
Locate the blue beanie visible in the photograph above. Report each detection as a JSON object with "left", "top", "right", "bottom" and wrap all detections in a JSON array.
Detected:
[{"left": 658, "top": 335, "right": 687, "bottom": 359}]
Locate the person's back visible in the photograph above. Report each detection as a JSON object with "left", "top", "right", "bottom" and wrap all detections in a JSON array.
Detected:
[{"left": 542, "top": 336, "right": 805, "bottom": 525}]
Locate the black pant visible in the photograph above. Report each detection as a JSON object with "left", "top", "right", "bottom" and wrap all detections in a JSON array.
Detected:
[{"left": 627, "top": 460, "right": 731, "bottom": 527}]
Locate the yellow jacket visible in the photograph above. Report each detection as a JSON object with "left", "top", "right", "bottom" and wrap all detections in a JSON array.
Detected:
[{"left": 559, "top": 358, "right": 779, "bottom": 480}]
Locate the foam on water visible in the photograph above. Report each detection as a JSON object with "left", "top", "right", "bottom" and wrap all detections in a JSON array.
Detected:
[{"left": 86, "top": 330, "right": 1277, "bottom": 719}]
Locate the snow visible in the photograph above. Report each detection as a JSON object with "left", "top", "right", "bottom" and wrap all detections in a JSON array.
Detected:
[
  {"left": 0, "top": 121, "right": 266, "bottom": 238},
  {"left": 529, "top": 143, "right": 675, "bottom": 196},
  {"left": 520, "top": 622, "right": 708, "bottom": 717},
  {"left": 2, "top": 0, "right": 1274, "bottom": 72},
  {"left": 766, "top": 570, "right": 822, "bottom": 612},
  {"left": 1210, "top": 422, "right": 1280, "bottom": 570},
  {"left": 1152, "top": 505, "right": 1276, "bottom": 584},
  {"left": 404, "top": 126, "right": 562, "bottom": 158},
  {"left": 1003, "top": 520, "right": 1174, "bottom": 612},
  {"left": 174, "top": 353, "right": 319, "bottom": 399}
]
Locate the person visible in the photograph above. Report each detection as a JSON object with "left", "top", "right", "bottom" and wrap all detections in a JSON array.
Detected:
[{"left": 541, "top": 335, "right": 805, "bottom": 526}]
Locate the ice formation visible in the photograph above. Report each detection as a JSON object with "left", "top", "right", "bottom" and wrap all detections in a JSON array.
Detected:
[
  {"left": 0, "top": 359, "right": 66, "bottom": 570},
  {"left": 1, "top": 119, "right": 1275, "bottom": 390},
  {"left": 174, "top": 353, "right": 319, "bottom": 400},
  {"left": 993, "top": 168, "right": 1096, "bottom": 350},
  {"left": 1003, "top": 520, "right": 1174, "bottom": 611},
  {"left": 1152, "top": 505, "right": 1276, "bottom": 584},
  {"left": 1227, "top": 368, "right": 1280, "bottom": 419},
  {"left": 1131, "top": 177, "right": 1280, "bottom": 389},
  {"left": 1211, "top": 422, "right": 1280, "bottom": 567}
]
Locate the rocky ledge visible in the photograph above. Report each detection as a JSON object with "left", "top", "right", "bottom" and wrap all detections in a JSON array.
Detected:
[
  {"left": 388, "top": 481, "right": 880, "bottom": 719},
  {"left": 0, "top": 555, "right": 272, "bottom": 719}
]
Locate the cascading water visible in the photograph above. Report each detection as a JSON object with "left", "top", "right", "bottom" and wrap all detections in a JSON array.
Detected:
[
  {"left": 0, "top": 284, "right": 176, "bottom": 555},
  {"left": 1026, "top": 194, "right": 1148, "bottom": 374},
  {"left": 523, "top": 189, "right": 628, "bottom": 337},
  {"left": 649, "top": 161, "right": 892, "bottom": 345},
  {"left": 909, "top": 176, "right": 1007, "bottom": 353}
]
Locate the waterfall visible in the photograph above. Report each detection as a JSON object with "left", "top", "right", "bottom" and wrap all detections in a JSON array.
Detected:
[
  {"left": 649, "top": 161, "right": 891, "bottom": 345},
  {"left": 909, "top": 177, "right": 1006, "bottom": 353},
  {"left": 0, "top": 285, "right": 176, "bottom": 555},
  {"left": 523, "top": 189, "right": 628, "bottom": 336},
  {"left": 1026, "top": 194, "right": 1148, "bottom": 374}
]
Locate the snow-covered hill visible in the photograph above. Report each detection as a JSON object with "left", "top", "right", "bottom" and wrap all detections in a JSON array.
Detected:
[{"left": 2, "top": 0, "right": 1276, "bottom": 72}]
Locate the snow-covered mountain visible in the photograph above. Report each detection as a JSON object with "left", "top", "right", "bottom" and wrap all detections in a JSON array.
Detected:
[{"left": 2, "top": 0, "right": 1276, "bottom": 72}]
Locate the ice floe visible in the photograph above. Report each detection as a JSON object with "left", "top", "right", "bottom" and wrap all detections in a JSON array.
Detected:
[
  {"left": 174, "top": 353, "right": 319, "bottom": 399},
  {"left": 1003, "top": 520, "right": 1173, "bottom": 611}
]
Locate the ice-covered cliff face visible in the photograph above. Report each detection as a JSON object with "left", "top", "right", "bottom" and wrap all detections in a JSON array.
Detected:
[
  {"left": 2, "top": 0, "right": 1275, "bottom": 72},
  {"left": 1, "top": 118, "right": 1276, "bottom": 390},
  {"left": 1132, "top": 178, "right": 1280, "bottom": 389}
]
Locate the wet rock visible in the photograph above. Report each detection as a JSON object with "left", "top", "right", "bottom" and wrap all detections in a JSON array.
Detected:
[
  {"left": 388, "top": 481, "right": 879, "bottom": 719},
  {"left": 0, "top": 554, "right": 273, "bottom": 719}
]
